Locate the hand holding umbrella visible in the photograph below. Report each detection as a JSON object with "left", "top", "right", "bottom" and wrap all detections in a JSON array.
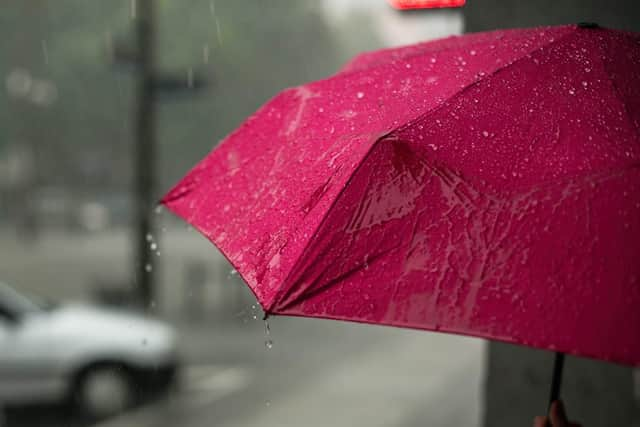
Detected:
[{"left": 534, "top": 401, "right": 582, "bottom": 427}]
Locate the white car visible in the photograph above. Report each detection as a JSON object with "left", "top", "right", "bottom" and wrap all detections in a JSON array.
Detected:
[{"left": 0, "top": 282, "right": 178, "bottom": 419}]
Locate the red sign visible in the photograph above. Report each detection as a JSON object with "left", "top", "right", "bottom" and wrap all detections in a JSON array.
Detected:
[{"left": 388, "top": 0, "right": 465, "bottom": 9}]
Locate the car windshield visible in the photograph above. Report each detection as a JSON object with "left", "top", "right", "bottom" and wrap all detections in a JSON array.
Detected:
[{"left": 0, "top": 282, "right": 44, "bottom": 317}]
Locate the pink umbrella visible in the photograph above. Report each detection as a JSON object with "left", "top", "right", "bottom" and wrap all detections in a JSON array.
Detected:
[{"left": 163, "top": 23, "right": 640, "bottom": 409}]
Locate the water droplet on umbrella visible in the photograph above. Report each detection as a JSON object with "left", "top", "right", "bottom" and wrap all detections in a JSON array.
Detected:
[
  {"left": 568, "top": 89, "right": 576, "bottom": 95},
  {"left": 405, "top": 63, "right": 411, "bottom": 69},
  {"left": 470, "top": 50, "right": 477, "bottom": 56},
  {"left": 582, "top": 81, "right": 588, "bottom": 87},
  {"left": 356, "top": 91, "right": 364, "bottom": 99},
  {"left": 482, "top": 131, "right": 489, "bottom": 137}
]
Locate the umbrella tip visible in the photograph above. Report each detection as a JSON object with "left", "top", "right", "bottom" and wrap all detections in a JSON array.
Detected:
[{"left": 577, "top": 22, "right": 600, "bottom": 29}]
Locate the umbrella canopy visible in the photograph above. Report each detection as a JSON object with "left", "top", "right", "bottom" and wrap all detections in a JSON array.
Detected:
[{"left": 163, "top": 24, "right": 640, "bottom": 366}]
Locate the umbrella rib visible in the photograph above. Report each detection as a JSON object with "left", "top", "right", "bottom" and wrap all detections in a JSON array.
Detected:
[
  {"left": 275, "top": 243, "right": 402, "bottom": 313},
  {"left": 593, "top": 32, "right": 640, "bottom": 146},
  {"left": 388, "top": 30, "right": 578, "bottom": 138},
  {"left": 265, "top": 131, "right": 395, "bottom": 313},
  {"left": 340, "top": 26, "right": 569, "bottom": 76}
]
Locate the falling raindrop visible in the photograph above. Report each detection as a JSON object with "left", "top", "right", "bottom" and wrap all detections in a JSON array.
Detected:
[
  {"left": 215, "top": 18, "right": 222, "bottom": 45},
  {"left": 41, "top": 40, "right": 49, "bottom": 65},
  {"left": 150, "top": 242, "right": 158, "bottom": 250},
  {"left": 154, "top": 205, "right": 163, "bottom": 214},
  {"left": 203, "top": 44, "right": 210, "bottom": 64},
  {"left": 146, "top": 233, "right": 153, "bottom": 242},
  {"left": 264, "top": 318, "right": 273, "bottom": 350},
  {"left": 187, "top": 68, "right": 194, "bottom": 88},
  {"left": 265, "top": 400, "right": 272, "bottom": 407},
  {"left": 145, "top": 263, "right": 152, "bottom": 273}
]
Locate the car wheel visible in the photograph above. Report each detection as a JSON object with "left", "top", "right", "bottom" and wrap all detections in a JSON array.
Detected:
[{"left": 74, "top": 364, "right": 135, "bottom": 420}]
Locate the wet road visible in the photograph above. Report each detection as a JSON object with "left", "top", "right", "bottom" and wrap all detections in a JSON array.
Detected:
[{"left": 97, "top": 318, "right": 485, "bottom": 427}]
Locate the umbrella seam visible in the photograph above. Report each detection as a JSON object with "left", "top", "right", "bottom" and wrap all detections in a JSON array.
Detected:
[
  {"left": 385, "top": 29, "right": 579, "bottom": 138},
  {"left": 593, "top": 31, "right": 640, "bottom": 146},
  {"left": 339, "top": 25, "right": 570, "bottom": 76},
  {"left": 265, "top": 131, "right": 394, "bottom": 313}
]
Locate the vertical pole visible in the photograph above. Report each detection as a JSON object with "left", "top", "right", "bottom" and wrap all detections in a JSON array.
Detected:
[{"left": 134, "top": 0, "right": 156, "bottom": 310}]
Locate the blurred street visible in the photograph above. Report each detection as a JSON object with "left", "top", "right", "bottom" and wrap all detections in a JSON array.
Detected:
[{"left": 0, "top": 225, "right": 485, "bottom": 427}]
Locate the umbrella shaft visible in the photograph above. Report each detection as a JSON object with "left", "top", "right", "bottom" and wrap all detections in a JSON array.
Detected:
[{"left": 548, "top": 352, "right": 565, "bottom": 411}]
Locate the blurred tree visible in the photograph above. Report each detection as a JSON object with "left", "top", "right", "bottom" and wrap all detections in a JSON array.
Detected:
[{"left": 0, "top": 1, "right": 349, "bottom": 208}]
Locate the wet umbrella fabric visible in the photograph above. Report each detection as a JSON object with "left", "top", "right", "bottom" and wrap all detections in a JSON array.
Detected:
[{"left": 163, "top": 25, "right": 640, "bottom": 367}]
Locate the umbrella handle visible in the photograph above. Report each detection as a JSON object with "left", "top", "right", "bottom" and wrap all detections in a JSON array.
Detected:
[{"left": 546, "top": 352, "right": 565, "bottom": 426}]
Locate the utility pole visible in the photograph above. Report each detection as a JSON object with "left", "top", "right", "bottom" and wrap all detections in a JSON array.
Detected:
[
  {"left": 134, "top": 0, "right": 156, "bottom": 309},
  {"left": 114, "top": 0, "right": 208, "bottom": 310}
]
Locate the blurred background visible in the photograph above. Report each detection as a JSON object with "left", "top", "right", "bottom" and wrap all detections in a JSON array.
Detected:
[{"left": 0, "top": 1, "right": 638, "bottom": 427}]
